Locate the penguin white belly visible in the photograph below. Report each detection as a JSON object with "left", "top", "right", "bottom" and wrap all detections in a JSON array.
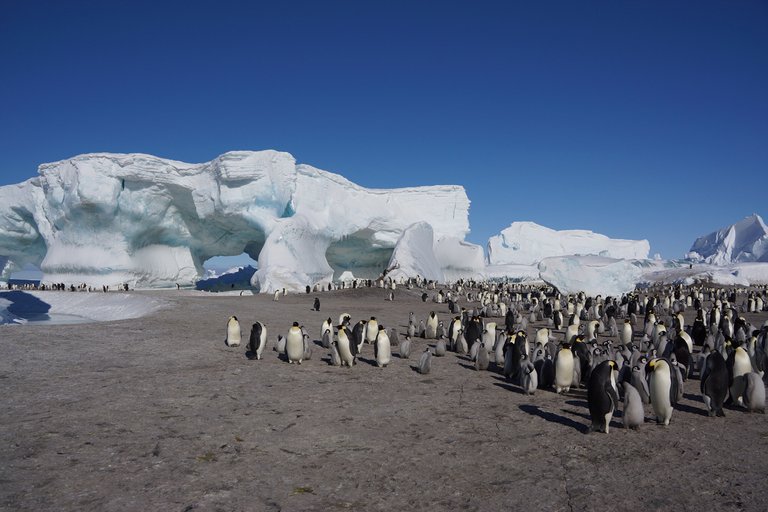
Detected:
[
  {"left": 375, "top": 333, "right": 391, "bottom": 367},
  {"left": 365, "top": 321, "right": 378, "bottom": 343},
  {"left": 286, "top": 329, "right": 304, "bottom": 363},
  {"left": 337, "top": 335, "right": 354, "bottom": 367},
  {"left": 731, "top": 349, "right": 752, "bottom": 406},
  {"left": 226, "top": 319, "right": 241, "bottom": 347},
  {"left": 650, "top": 367, "right": 673, "bottom": 425},
  {"left": 555, "top": 351, "right": 574, "bottom": 393},
  {"left": 425, "top": 317, "right": 438, "bottom": 339}
]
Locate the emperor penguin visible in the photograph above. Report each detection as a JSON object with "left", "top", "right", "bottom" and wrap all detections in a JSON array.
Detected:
[
  {"left": 436, "top": 321, "right": 446, "bottom": 340},
  {"left": 374, "top": 326, "right": 392, "bottom": 368},
  {"left": 286, "top": 322, "right": 304, "bottom": 364},
  {"left": 622, "top": 381, "right": 645, "bottom": 430},
  {"left": 336, "top": 325, "right": 358, "bottom": 367},
  {"left": 434, "top": 336, "right": 447, "bottom": 357},
  {"left": 475, "top": 342, "right": 490, "bottom": 371},
  {"left": 417, "top": 348, "right": 432, "bottom": 374},
  {"left": 352, "top": 320, "right": 367, "bottom": 353},
  {"left": 553, "top": 310, "right": 563, "bottom": 330},
  {"left": 620, "top": 319, "right": 633, "bottom": 346},
  {"left": 389, "top": 328, "right": 399, "bottom": 346},
  {"left": 321, "top": 328, "right": 333, "bottom": 349},
  {"left": 321, "top": 317, "right": 333, "bottom": 341},
  {"left": 425, "top": 312, "right": 438, "bottom": 339},
  {"left": 728, "top": 344, "right": 753, "bottom": 406},
  {"left": 312, "top": 297, "right": 320, "bottom": 311},
  {"left": 247, "top": 322, "right": 267, "bottom": 360},
  {"left": 701, "top": 351, "right": 728, "bottom": 417},
  {"left": 276, "top": 335, "right": 286, "bottom": 353},
  {"left": 399, "top": 335, "right": 412, "bottom": 359},
  {"left": 273, "top": 290, "right": 280, "bottom": 301},
  {"left": 744, "top": 372, "right": 766, "bottom": 413},
  {"left": 630, "top": 364, "right": 650, "bottom": 404},
  {"left": 535, "top": 354, "right": 555, "bottom": 389},
  {"left": 338, "top": 313, "right": 351, "bottom": 326},
  {"left": 647, "top": 358, "right": 677, "bottom": 425},
  {"left": 555, "top": 344, "right": 575, "bottom": 394},
  {"left": 226, "top": 316, "right": 241, "bottom": 347},
  {"left": 456, "top": 330, "right": 468, "bottom": 355},
  {"left": 587, "top": 360, "right": 621, "bottom": 433},
  {"left": 329, "top": 341, "right": 341, "bottom": 366},
  {"left": 365, "top": 317, "right": 379, "bottom": 344},
  {"left": 521, "top": 357, "right": 538, "bottom": 395},
  {"left": 565, "top": 323, "right": 579, "bottom": 345},
  {"left": 407, "top": 321, "right": 416, "bottom": 338}
]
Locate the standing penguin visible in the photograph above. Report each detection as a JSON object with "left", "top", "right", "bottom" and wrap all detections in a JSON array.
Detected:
[
  {"left": 425, "top": 312, "right": 438, "bottom": 339},
  {"left": 555, "top": 344, "right": 575, "bottom": 394},
  {"left": 365, "top": 317, "right": 379, "bottom": 344},
  {"left": 337, "top": 325, "right": 359, "bottom": 367},
  {"left": 399, "top": 335, "right": 412, "bottom": 359},
  {"left": 475, "top": 342, "right": 490, "bottom": 371},
  {"left": 434, "top": 336, "right": 447, "bottom": 357},
  {"left": 728, "top": 344, "right": 753, "bottom": 406},
  {"left": 521, "top": 356, "right": 538, "bottom": 395},
  {"left": 374, "top": 325, "right": 392, "bottom": 368},
  {"left": 701, "top": 351, "right": 728, "bottom": 417},
  {"left": 648, "top": 359, "right": 677, "bottom": 425},
  {"left": 286, "top": 322, "right": 304, "bottom": 364},
  {"left": 744, "top": 372, "right": 766, "bottom": 413},
  {"left": 321, "top": 317, "right": 333, "bottom": 341},
  {"left": 417, "top": 348, "right": 432, "bottom": 374},
  {"left": 276, "top": 335, "right": 286, "bottom": 353},
  {"left": 226, "top": 316, "right": 241, "bottom": 347},
  {"left": 620, "top": 319, "right": 633, "bottom": 346},
  {"left": 248, "top": 322, "right": 267, "bottom": 360},
  {"left": 622, "top": 381, "right": 645, "bottom": 430},
  {"left": 630, "top": 364, "right": 650, "bottom": 404},
  {"left": 329, "top": 341, "right": 341, "bottom": 366},
  {"left": 312, "top": 297, "right": 320, "bottom": 311},
  {"left": 321, "top": 328, "right": 333, "bottom": 349},
  {"left": 587, "top": 360, "right": 620, "bottom": 433},
  {"left": 456, "top": 330, "right": 468, "bottom": 355}
]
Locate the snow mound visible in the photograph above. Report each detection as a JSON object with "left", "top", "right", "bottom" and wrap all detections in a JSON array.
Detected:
[
  {"left": 688, "top": 214, "right": 768, "bottom": 265},
  {"left": 487, "top": 221, "right": 649, "bottom": 265},
  {"left": 538, "top": 255, "right": 642, "bottom": 297},
  {"left": 0, "top": 291, "right": 168, "bottom": 325},
  {"left": 0, "top": 151, "right": 470, "bottom": 293}
]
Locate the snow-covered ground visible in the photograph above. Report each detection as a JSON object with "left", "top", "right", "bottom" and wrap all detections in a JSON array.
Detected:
[{"left": 0, "top": 291, "right": 168, "bottom": 325}]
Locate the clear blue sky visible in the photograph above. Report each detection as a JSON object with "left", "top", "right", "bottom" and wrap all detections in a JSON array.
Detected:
[{"left": 1, "top": 0, "right": 766, "bottom": 264}]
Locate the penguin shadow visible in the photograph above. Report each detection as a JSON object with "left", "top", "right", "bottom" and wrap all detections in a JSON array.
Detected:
[
  {"left": 675, "top": 401, "right": 708, "bottom": 417},
  {"left": 457, "top": 363, "right": 478, "bottom": 371},
  {"left": 518, "top": 404, "right": 590, "bottom": 434},
  {"left": 559, "top": 403, "right": 625, "bottom": 430},
  {"left": 312, "top": 339, "right": 325, "bottom": 348},
  {"left": 683, "top": 393, "right": 704, "bottom": 404},
  {"left": 492, "top": 381, "right": 526, "bottom": 395},
  {"left": 244, "top": 350, "right": 257, "bottom": 360},
  {"left": 358, "top": 357, "right": 380, "bottom": 368}
]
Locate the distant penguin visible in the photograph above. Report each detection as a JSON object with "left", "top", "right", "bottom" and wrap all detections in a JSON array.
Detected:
[
  {"left": 475, "top": 342, "right": 490, "bottom": 371},
  {"left": 587, "top": 360, "right": 620, "bottom": 433},
  {"left": 418, "top": 348, "right": 432, "bottom": 374},
  {"left": 555, "top": 344, "right": 575, "bottom": 394},
  {"left": 648, "top": 359, "right": 676, "bottom": 425},
  {"left": 622, "top": 381, "right": 644, "bottom": 430},
  {"left": 286, "top": 322, "right": 304, "bottom": 364},
  {"left": 744, "top": 372, "right": 766, "bottom": 413},
  {"left": 312, "top": 297, "right": 320, "bottom": 311},
  {"left": 701, "top": 351, "right": 728, "bottom": 417},
  {"left": 365, "top": 317, "right": 379, "bottom": 344},
  {"left": 336, "top": 325, "right": 357, "bottom": 367},
  {"left": 374, "top": 326, "right": 391, "bottom": 368},
  {"left": 425, "top": 312, "right": 438, "bottom": 339},
  {"left": 273, "top": 290, "right": 280, "bottom": 301},
  {"left": 248, "top": 321, "right": 267, "bottom": 360},
  {"left": 226, "top": 316, "right": 241, "bottom": 347},
  {"left": 434, "top": 336, "right": 447, "bottom": 357},
  {"left": 399, "top": 335, "right": 412, "bottom": 359}
]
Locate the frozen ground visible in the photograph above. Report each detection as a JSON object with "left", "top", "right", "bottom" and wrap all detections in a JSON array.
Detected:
[{"left": 1, "top": 287, "right": 767, "bottom": 511}]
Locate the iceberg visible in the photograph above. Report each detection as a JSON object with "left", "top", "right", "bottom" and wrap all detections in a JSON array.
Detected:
[
  {"left": 487, "top": 221, "right": 649, "bottom": 265},
  {"left": 0, "top": 151, "right": 471, "bottom": 292},
  {"left": 688, "top": 214, "right": 768, "bottom": 265},
  {"left": 538, "top": 255, "right": 643, "bottom": 297}
]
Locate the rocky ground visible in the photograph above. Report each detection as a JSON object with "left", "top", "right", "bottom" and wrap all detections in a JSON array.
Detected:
[{"left": 1, "top": 285, "right": 766, "bottom": 512}]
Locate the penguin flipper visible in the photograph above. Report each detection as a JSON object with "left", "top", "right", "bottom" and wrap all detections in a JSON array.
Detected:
[{"left": 605, "top": 382, "right": 620, "bottom": 411}]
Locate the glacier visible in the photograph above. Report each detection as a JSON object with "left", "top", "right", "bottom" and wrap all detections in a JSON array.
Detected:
[
  {"left": 488, "top": 221, "right": 650, "bottom": 265},
  {"left": 538, "top": 255, "right": 643, "bottom": 297},
  {"left": 0, "top": 151, "right": 472, "bottom": 292},
  {"left": 688, "top": 214, "right": 768, "bottom": 265}
]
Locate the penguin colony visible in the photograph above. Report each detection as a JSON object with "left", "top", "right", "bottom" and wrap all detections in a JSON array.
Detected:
[{"left": 222, "top": 276, "right": 768, "bottom": 433}]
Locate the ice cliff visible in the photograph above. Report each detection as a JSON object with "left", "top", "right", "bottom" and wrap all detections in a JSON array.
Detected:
[
  {"left": 0, "top": 151, "right": 471, "bottom": 292},
  {"left": 688, "top": 214, "right": 768, "bottom": 265}
]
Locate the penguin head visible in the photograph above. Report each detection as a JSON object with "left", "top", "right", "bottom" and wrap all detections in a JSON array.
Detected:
[
  {"left": 378, "top": 325, "right": 385, "bottom": 331},
  {"left": 292, "top": 321, "right": 299, "bottom": 327}
]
